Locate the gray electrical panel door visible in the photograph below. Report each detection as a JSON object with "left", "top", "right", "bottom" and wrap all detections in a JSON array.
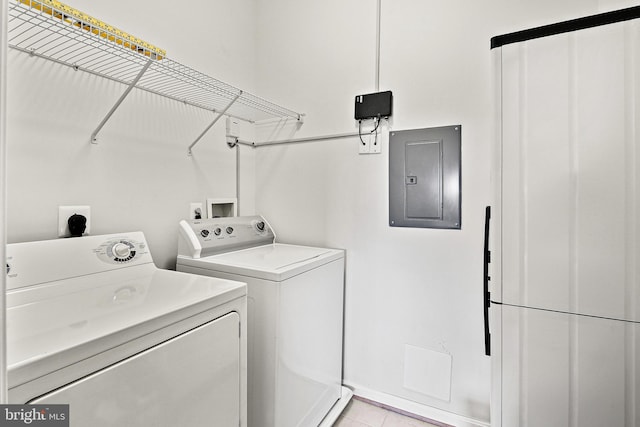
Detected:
[{"left": 389, "top": 125, "right": 461, "bottom": 229}]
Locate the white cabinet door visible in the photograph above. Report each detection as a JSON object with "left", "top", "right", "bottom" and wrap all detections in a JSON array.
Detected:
[
  {"left": 499, "top": 19, "right": 640, "bottom": 323},
  {"left": 500, "top": 305, "right": 639, "bottom": 427},
  {"left": 32, "top": 312, "right": 240, "bottom": 427},
  {"left": 496, "top": 15, "right": 640, "bottom": 427}
]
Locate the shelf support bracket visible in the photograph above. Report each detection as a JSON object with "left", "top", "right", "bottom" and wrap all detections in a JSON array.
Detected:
[
  {"left": 90, "top": 59, "right": 153, "bottom": 144},
  {"left": 188, "top": 91, "right": 242, "bottom": 155}
]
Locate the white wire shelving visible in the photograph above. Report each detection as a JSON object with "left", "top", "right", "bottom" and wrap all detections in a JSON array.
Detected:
[{"left": 7, "top": 0, "right": 303, "bottom": 151}]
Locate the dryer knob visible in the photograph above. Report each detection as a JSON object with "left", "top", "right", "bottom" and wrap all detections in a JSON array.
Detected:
[
  {"left": 214, "top": 228, "right": 222, "bottom": 236},
  {"left": 201, "top": 229, "right": 210, "bottom": 238},
  {"left": 256, "top": 221, "right": 266, "bottom": 232},
  {"left": 112, "top": 242, "right": 131, "bottom": 259},
  {"left": 226, "top": 227, "right": 234, "bottom": 235}
]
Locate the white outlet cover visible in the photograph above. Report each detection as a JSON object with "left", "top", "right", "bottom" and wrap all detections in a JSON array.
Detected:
[
  {"left": 358, "top": 133, "right": 371, "bottom": 154},
  {"left": 358, "top": 123, "right": 386, "bottom": 154},
  {"left": 58, "top": 205, "right": 91, "bottom": 237},
  {"left": 189, "top": 202, "right": 204, "bottom": 220},
  {"left": 370, "top": 128, "right": 386, "bottom": 154}
]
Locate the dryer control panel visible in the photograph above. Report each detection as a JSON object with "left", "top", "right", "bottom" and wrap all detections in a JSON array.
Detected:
[
  {"left": 178, "top": 215, "right": 275, "bottom": 258},
  {"left": 6, "top": 232, "right": 153, "bottom": 291},
  {"left": 94, "top": 237, "right": 148, "bottom": 265}
]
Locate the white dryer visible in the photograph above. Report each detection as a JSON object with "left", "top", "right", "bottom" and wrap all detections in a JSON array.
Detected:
[
  {"left": 6, "top": 232, "right": 247, "bottom": 427},
  {"left": 177, "top": 216, "right": 351, "bottom": 427}
]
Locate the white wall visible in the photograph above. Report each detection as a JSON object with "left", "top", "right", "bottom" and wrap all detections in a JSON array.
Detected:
[
  {"left": 6, "top": 0, "right": 640, "bottom": 424},
  {"left": 6, "top": 0, "right": 259, "bottom": 269},
  {"left": 253, "top": 0, "right": 640, "bottom": 425}
]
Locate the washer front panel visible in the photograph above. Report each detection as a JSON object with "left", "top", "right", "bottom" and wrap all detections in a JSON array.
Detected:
[{"left": 31, "top": 313, "right": 241, "bottom": 427}]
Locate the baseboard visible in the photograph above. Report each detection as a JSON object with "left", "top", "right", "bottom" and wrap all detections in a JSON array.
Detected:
[
  {"left": 319, "top": 386, "right": 353, "bottom": 426},
  {"left": 343, "top": 381, "right": 490, "bottom": 427}
]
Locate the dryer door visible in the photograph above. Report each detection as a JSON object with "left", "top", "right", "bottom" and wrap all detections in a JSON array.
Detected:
[{"left": 31, "top": 312, "right": 240, "bottom": 427}]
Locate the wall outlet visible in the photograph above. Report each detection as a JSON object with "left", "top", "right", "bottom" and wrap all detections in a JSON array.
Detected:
[
  {"left": 189, "top": 202, "right": 204, "bottom": 220},
  {"left": 370, "top": 127, "right": 386, "bottom": 154},
  {"left": 58, "top": 205, "right": 91, "bottom": 237},
  {"left": 358, "top": 122, "right": 386, "bottom": 154},
  {"left": 358, "top": 132, "right": 371, "bottom": 154}
]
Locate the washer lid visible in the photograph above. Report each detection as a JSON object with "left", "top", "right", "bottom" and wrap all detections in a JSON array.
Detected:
[
  {"left": 179, "top": 243, "right": 344, "bottom": 281},
  {"left": 7, "top": 265, "right": 246, "bottom": 389}
]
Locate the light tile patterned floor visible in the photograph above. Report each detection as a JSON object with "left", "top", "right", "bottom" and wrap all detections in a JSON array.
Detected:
[{"left": 334, "top": 398, "right": 447, "bottom": 427}]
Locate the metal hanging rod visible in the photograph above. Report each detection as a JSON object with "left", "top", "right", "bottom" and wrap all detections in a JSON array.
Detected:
[
  {"left": 7, "top": 0, "right": 304, "bottom": 141},
  {"left": 230, "top": 116, "right": 390, "bottom": 148},
  {"left": 231, "top": 132, "right": 360, "bottom": 148}
]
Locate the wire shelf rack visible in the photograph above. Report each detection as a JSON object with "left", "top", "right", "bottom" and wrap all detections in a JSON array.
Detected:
[{"left": 7, "top": 0, "right": 303, "bottom": 131}]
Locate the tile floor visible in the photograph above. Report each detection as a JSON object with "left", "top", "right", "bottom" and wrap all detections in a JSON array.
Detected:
[{"left": 334, "top": 397, "right": 450, "bottom": 427}]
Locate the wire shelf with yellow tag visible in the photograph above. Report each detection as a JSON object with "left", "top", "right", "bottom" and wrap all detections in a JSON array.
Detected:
[{"left": 7, "top": 0, "right": 303, "bottom": 136}]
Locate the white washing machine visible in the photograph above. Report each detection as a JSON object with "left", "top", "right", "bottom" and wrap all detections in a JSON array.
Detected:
[
  {"left": 6, "top": 232, "right": 247, "bottom": 427},
  {"left": 176, "top": 215, "right": 352, "bottom": 427}
]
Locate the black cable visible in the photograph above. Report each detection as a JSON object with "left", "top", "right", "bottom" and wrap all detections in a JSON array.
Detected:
[
  {"left": 359, "top": 116, "right": 383, "bottom": 147},
  {"left": 370, "top": 115, "right": 381, "bottom": 145},
  {"left": 371, "top": 115, "right": 381, "bottom": 133},
  {"left": 358, "top": 115, "right": 387, "bottom": 148}
]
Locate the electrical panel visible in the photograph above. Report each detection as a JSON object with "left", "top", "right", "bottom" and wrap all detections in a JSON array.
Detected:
[{"left": 389, "top": 125, "right": 461, "bottom": 229}]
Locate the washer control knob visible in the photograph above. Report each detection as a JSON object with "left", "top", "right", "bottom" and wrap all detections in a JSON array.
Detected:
[
  {"left": 214, "top": 228, "right": 222, "bottom": 236},
  {"left": 112, "top": 242, "right": 131, "bottom": 259},
  {"left": 226, "top": 227, "right": 234, "bottom": 235},
  {"left": 256, "top": 221, "right": 266, "bottom": 232},
  {"left": 201, "top": 229, "right": 210, "bottom": 238}
]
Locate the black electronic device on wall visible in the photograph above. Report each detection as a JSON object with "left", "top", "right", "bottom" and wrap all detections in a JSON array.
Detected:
[{"left": 354, "top": 91, "right": 393, "bottom": 120}]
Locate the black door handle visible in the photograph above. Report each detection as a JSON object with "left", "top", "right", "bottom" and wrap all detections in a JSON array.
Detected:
[{"left": 483, "top": 206, "right": 491, "bottom": 356}]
